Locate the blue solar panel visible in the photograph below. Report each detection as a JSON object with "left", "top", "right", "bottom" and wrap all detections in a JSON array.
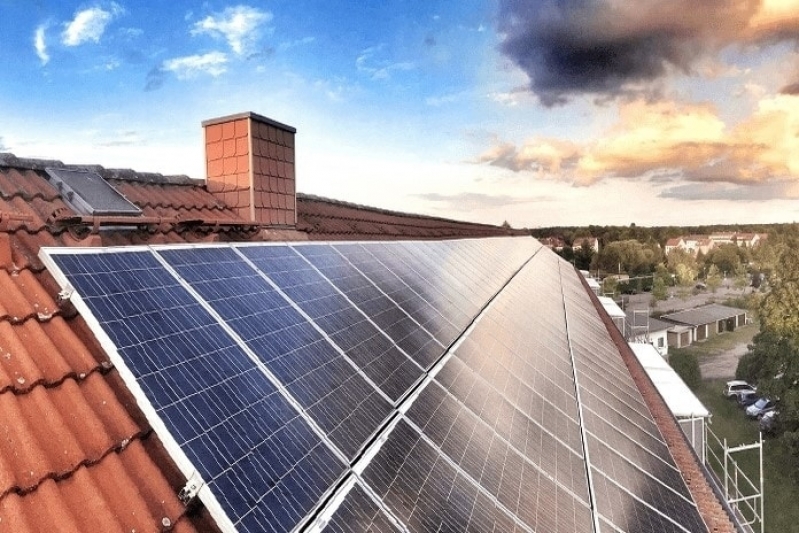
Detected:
[
  {"left": 158, "top": 246, "right": 395, "bottom": 460},
  {"left": 238, "top": 245, "right": 424, "bottom": 402},
  {"left": 331, "top": 243, "right": 462, "bottom": 348},
  {"left": 48, "top": 250, "right": 347, "bottom": 533}
]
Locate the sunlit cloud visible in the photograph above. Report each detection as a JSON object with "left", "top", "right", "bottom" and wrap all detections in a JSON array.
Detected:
[
  {"left": 62, "top": 3, "right": 123, "bottom": 46},
  {"left": 191, "top": 5, "right": 271, "bottom": 55},
  {"left": 34, "top": 23, "right": 50, "bottom": 65},
  {"left": 478, "top": 94, "right": 799, "bottom": 190}
]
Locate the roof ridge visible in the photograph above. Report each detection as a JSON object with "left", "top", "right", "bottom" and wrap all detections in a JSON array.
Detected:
[
  {"left": 0, "top": 153, "right": 201, "bottom": 186},
  {"left": 296, "top": 192, "right": 512, "bottom": 229}
]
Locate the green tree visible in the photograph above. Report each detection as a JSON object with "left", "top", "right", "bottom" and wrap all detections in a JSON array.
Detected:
[
  {"left": 740, "top": 242, "right": 799, "bottom": 444},
  {"left": 670, "top": 350, "right": 701, "bottom": 389},
  {"left": 706, "top": 264, "right": 722, "bottom": 293},
  {"left": 602, "top": 276, "right": 619, "bottom": 297},
  {"left": 652, "top": 276, "right": 668, "bottom": 301}
]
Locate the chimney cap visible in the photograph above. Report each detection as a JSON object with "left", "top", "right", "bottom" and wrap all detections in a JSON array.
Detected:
[{"left": 202, "top": 112, "right": 296, "bottom": 134}]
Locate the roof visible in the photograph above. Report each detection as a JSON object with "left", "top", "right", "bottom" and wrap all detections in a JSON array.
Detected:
[
  {"left": 296, "top": 193, "right": 523, "bottom": 240},
  {"left": 627, "top": 311, "right": 673, "bottom": 333},
  {"left": 629, "top": 343, "right": 710, "bottom": 418},
  {"left": 0, "top": 153, "right": 528, "bottom": 531},
  {"left": 598, "top": 295, "right": 625, "bottom": 318},
  {"left": 661, "top": 304, "right": 747, "bottom": 327},
  {"left": 0, "top": 151, "right": 737, "bottom": 532}
]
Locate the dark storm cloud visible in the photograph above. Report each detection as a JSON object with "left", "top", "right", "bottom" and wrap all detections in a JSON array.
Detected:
[{"left": 495, "top": 0, "right": 797, "bottom": 105}]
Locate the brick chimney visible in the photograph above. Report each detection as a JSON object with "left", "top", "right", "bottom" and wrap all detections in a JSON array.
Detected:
[{"left": 203, "top": 112, "right": 296, "bottom": 226}]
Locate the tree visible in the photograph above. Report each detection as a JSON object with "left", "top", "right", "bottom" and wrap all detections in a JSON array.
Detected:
[
  {"left": 652, "top": 276, "right": 668, "bottom": 302},
  {"left": 740, "top": 242, "right": 799, "bottom": 445},
  {"left": 706, "top": 264, "right": 722, "bottom": 293}
]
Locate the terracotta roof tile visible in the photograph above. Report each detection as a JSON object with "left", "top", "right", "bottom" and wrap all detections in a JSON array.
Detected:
[
  {"left": 296, "top": 193, "right": 523, "bottom": 240},
  {"left": 0, "top": 157, "right": 219, "bottom": 532}
]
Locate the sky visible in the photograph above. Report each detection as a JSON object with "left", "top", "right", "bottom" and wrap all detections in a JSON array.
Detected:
[{"left": 1, "top": 1, "right": 799, "bottom": 228}]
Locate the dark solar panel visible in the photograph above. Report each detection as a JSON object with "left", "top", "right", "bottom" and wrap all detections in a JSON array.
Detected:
[
  {"left": 239, "top": 245, "right": 424, "bottom": 402},
  {"left": 42, "top": 238, "right": 715, "bottom": 533},
  {"left": 362, "top": 420, "right": 528, "bottom": 533},
  {"left": 321, "top": 483, "right": 403, "bottom": 533},
  {"left": 332, "top": 243, "right": 462, "bottom": 348},
  {"left": 293, "top": 244, "right": 445, "bottom": 369}
]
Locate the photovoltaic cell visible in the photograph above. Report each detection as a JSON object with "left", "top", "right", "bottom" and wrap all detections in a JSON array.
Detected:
[
  {"left": 293, "top": 244, "right": 444, "bottom": 369},
  {"left": 321, "top": 483, "right": 403, "bottom": 533},
  {"left": 362, "top": 420, "right": 528, "bottom": 533},
  {"left": 239, "top": 245, "right": 423, "bottom": 401},
  {"left": 332, "top": 243, "right": 461, "bottom": 349},
  {"left": 48, "top": 251, "right": 347, "bottom": 533},
  {"left": 158, "top": 247, "right": 394, "bottom": 460}
]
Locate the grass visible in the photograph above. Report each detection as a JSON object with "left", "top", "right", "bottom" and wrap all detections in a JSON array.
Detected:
[
  {"left": 692, "top": 379, "right": 799, "bottom": 532},
  {"left": 671, "top": 321, "right": 759, "bottom": 359}
]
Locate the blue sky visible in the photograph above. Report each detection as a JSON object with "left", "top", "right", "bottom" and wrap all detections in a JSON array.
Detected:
[{"left": 2, "top": 1, "right": 799, "bottom": 228}]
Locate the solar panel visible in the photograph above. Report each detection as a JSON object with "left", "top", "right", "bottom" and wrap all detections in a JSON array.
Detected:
[
  {"left": 238, "top": 244, "right": 424, "bottom": 402},
  {"left": 292, "top": 244, "right": 445, "bottom": 369},
  {"left": 39, "top": 237, "right": 715, "bottom": 533},
  {"left": 157, "top": 246, "right": 394, "bottom": 460},
  {"left": 46, "top": 250, "right": 347, "bottom": 533}
]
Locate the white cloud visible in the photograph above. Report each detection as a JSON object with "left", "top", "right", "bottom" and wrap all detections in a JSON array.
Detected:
[
  {"left": 356, "top": 46, "right": 415, "bottom": 80},
  {"left": 191, "top": 5, "right": 271, "bottom": 55},
  {"left": 62, "top": 3, "right": 123, "bottom": 46},
  {"left": 162, "top": 52, "right": 228, "bottom": 78},
  {"left": 34, "top": 23, "right": 50, "bottom": 65}
]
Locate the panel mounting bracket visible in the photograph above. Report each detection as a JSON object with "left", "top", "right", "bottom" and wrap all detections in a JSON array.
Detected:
[
  {"left": 178, "top": 471, "right": 205, "bottom": 505},
  {"left": 57, "top": 286, "right": 74, "bottom": 306}
]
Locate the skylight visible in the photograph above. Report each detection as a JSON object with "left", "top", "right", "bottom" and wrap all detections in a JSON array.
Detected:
[{"left": 45, "top": 167, "right": 142, "bottom": 217}]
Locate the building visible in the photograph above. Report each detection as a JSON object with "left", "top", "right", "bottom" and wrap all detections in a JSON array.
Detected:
[
  {"left": 627, "top": 311, "right": 671, "bottom": 356},
  {"left": 661, "top": 304, "right": 748, "bottom": 343},
  {"left": 573, "top": 236, "right": 600, "bottom": 253},
  {"left": 629, "top": 343, "right": 710, "bottom": 458},
  {"left": 0, "top": 111, "right": 736, "bottom": 532}
]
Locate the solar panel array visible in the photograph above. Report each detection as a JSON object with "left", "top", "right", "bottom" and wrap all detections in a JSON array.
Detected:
[{"left": 42, "top": 237, "right": 710, "bottom": 533}]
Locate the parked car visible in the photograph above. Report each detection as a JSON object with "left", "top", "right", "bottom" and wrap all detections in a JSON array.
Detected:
[
  {"left": 760, "top": 410, "right": 779, "bottom": 434},
  {"left": 736, "top": 391, "right": 759, "bottom": 408},
  {"left": 724, "top": 380, "right": 756, "bottom": 398},
  {"left": 746, "top": 398, "right": 775, "bottom": 418}
]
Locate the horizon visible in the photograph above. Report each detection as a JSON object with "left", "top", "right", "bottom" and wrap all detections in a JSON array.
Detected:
[{"left": 2, "top": 1, "right": 798, "bottom": 228}]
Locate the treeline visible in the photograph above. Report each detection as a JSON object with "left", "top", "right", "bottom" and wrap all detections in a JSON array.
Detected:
[{"left": 529, "top": 222, "right": 799, "bottom": 248}]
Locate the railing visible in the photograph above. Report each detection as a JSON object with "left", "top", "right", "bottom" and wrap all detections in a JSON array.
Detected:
[{"left": 705, "top": 424, "right": 763, "bottom": 533}]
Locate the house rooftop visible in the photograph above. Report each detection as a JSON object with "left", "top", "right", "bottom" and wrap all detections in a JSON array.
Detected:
[
  {"left": 0, "top": 110, "right": 737, "bottom": 533},
  {"left": 661, "top": 304, "right": 747, "bottom": 327}
]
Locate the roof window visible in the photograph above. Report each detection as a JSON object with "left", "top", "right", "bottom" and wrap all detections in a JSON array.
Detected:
[{"left": 45, "top": 167, "right": 142, "bottom": 217}]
